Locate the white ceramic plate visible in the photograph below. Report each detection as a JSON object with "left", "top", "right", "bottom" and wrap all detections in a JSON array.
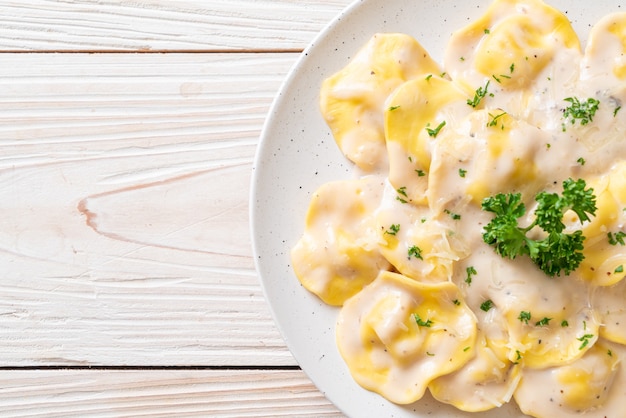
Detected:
[{"left": 250, "top": 1, "right": 621, "bottom": 416}]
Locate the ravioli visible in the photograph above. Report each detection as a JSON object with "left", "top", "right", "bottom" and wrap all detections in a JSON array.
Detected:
[
  {"left": 514, "top": 342, "right": 624, "bottom": 417},
  {"left": 291, "top": 177, "right": 390, "bottom": 305},
  {"left": 335, "top": 271, "right": 477, "bottom": 404},
  {"left": 320, "top": 33, "right": 440, "bottom": 171},
  {"left": 429, "top": 333, "right": 521, "bottom": 412}
]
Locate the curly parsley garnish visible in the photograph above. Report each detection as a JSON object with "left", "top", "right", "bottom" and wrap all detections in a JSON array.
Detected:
[{"left": 481, "top": 178, "right": 597, "bottom": 277}]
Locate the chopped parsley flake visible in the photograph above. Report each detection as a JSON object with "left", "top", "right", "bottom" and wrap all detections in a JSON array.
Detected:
[
  {"left": 426, "top": 120, "right": 446, "bottom": 138},
  {"left": 615, "top": 265, "right": 624, "bottom": 273},
  {"left": 384, "top": 224, "right": 400, "bottom": 236},
  {"left": 467, "top": 80, "right": 491, "bottom": 108},
  {"left": 614, "top": 106, "right": 622, "bottom": 117},
  {"left": 444, "top": 209, "right": 461, "bottom": 220},
  {"left": 562, "top": 97, "right": 600, "bottom": 130},
  {"left": 480, "top": 299, "right": 495, "bottom": 312},
  {"left": 453, "top": 299, "right": 461, "bottom": 306},
  {"left": 561, "top": 320, "right": 569, "bottom": 327},
  {"left": 578, "top": 333, "right": 594, "bottom": 350},
  {"left": 518, "top": 311, "right": 532, "bottom": 324},
  {"left": 408, "top": 245, "right": 423, "bottom": 260},
  {"left": 535, "top": 317, "right": 552, "bottom": 327},
  {"left": 413, "top": 313, "right": 433, "bottom": 328},
  {"left": 389, "top": 105, "right": 401, "bottom": 111},
  {"left": 577, "top": 157, "right": 586, "bottom": 165},
  {"left": 487, "top": 111, "right": 507, "bottom": 128},
  {"left": 425, "top": 74, "right": 433, "bottom": 81},
  {"left": 416, "top": 169, "right": 426, "bottom": 177},
  {"left": 465, "top": 266, "right": 477, "bottom": 285},
  {"left": 608, "top": 231, "right": 626, "bottom": 246},
  {"left": 459, "top": 168, "right": 467, "bottom": 178}
]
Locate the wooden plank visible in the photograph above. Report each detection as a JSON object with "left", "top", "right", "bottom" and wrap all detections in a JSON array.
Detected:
[
  {"left": 0, "top": 52, "right": 301, "bottom": 366},
  {"left": 0, "top": 0, "right": 353, "bottom": 52},
  {"left": 0, "top": 369, "right": 343, "bottom": 417}
]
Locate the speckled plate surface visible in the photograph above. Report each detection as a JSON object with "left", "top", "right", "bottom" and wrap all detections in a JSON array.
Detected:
[{"left": 250, "top": 1, "right": 621, "bottom": 416}]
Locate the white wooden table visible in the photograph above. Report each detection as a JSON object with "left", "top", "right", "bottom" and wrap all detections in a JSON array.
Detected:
[{"left": 0, "top": 1, "right": 351, "bottom": 416}]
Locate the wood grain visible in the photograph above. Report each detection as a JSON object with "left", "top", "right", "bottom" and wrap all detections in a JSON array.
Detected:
[
  {"left": 0, "top": 1, "right": 356, "bottom": 415},
  {"left": 0, "top": 0, "right": 353, "bottom": 52},
  {"left": 0, "top": 369, "right": 344, "bottom": 417},
  {"left": 0, "top": 52, "right": 300, "bottom": 366}
]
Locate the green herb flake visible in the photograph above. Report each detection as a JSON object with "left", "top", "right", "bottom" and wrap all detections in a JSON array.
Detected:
[
  {"left": 426, "top": 120, "right": 446, "bottom": 138},
  {"left": 408, "top": 245, "right": 423, "bottom": 260},
  {"left": 577, "top": 157, "right": 586, "bottom": 166},
  {"left": 577, "top": 333, "right": 594, "bottom": 350},
  {"left": 384, "top": 224, "right": 400, "bottom": 236},
  {"left": 413, "top": 313, "right": 433, "bottom": 328},
  {"left": 510, "top": 63, "right": 515, "bottom": 73},
  {"left": 459, "top": 168, "right": 467, "bottom": 178},
  {"left": 416, "top": 169, "right": 426, "bottom": 177},
  {"left": 480, "top": 299, "right": 495, "bottom": 312},
  {"left": 608, "top": 231, "right": 626, "bottom": 246},
  {"left": 484, "top": 28, "right": 490, "bottom": 34},
  {"left": 535, "top": 317, "right": 552, "bottom": 327},
  {"left": 425, "top": 74, "right": 433, "bottom": 81},
  {"left": 615, "top": 265, "right": 624, "bottom": 273},
  {"left": 614, "top": 106, "right": 622, "bottom": 117},
  {"left": 444, "top": 209, "right": 461, "bottom": 220},
  {"left": 465, "top": 266, "right": 477, "bottom": 285},
  {"left": 388, "top": 105, "right": 401, "bottom": 111},
  {"left": 453, "top": 299, "right": 461, "bottom": 306},
  {"left": 518, "top": 311, "right": 532, "bottom": 324},
  {"left": 467, "top": 80, "right": 491, "bottom": 108},
  {"left": 561, "top": 320, "right": 569, "bottom": 327},
  {"left": 487, "top": 111, "right": 507, "bottom": 128},
  {"left": 562, "top": 97, "right": 600, "bottom": 131}
]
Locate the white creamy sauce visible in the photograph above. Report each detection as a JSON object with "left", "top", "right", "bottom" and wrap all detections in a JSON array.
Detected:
[{"left": 291, "top": 0, "right": 626, "bottom": 416}]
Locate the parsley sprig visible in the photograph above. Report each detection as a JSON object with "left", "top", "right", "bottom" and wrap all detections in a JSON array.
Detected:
[{"left": 481, "top": 178, "right": 597, "bottom": 277}]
